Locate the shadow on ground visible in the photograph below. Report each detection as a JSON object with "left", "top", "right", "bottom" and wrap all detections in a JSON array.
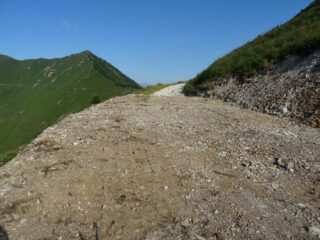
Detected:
[{"left": 0, "top": 226, "right": 8, "bottom": 240}]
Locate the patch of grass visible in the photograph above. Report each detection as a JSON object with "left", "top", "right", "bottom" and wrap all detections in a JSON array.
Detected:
[
  {"left": 184, "top": 0, "right": 320, "bottom": 94},
  {"left": 0, "top": 149, "right": 19, "bottom": 166},
  {"left": 91, "top": 96, "right": 101, "bottom": 105}
]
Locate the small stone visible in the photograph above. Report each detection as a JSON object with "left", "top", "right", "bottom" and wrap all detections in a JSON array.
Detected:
[
  {"left": 11, "top": 214, "right": 20, "bottom": 220},
  {"left": 287, "top": 161, "right": 295, "bottom": 171},
  {"left": 213, "top": 232, "right": 226, "bottom": 240},
  {"left": 308, "top": 226, "right": 320, "bottom": 236},
  {"left": 181, "top": 219, "right": 191, "bottom": 227},
  {"left": 163, "top": 186, "right": 169, "bottom": 191},
  {"left": 271, "top": 182, "right": 279, "bottom": 190},
  {"left": 297, "top": 203, "right": 306, "bottom": 209}
]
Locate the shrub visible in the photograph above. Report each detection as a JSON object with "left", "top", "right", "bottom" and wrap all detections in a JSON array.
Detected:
[{"left": 91, "top": 96, "right": 101, "bottom": 105}]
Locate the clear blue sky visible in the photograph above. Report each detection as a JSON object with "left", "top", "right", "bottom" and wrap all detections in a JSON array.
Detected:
[{"left": 0, "top": 0, "right": 313, "bottom": 84}]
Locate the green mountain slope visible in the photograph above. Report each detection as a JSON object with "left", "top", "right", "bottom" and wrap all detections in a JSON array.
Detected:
[
  {"left": 0, "top": 51, "right": 140, "bottom": 164},
  {"left": 184, "top": 0, "right": 320, "bottom": 94}
]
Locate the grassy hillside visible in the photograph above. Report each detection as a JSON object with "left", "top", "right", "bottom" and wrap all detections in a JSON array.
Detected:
[
  {"left": 0, "top": 51, "right": 140, "bottom": 164},
  {"left": 184, "top": 0, "right": 320, "bottom": 94}
]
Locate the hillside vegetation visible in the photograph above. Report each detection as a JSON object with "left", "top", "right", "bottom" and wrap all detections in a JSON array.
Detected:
[
  {"left": 0, "top": 51, "right": 140, "bottom": 164},
  {"left": 184, "top": 0, "right": 320, "bottom": 94}
]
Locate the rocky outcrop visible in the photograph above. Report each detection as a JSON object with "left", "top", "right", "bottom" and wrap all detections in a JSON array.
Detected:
[{"left": 203, "top": 49, "right": 320, "bottom": 127}]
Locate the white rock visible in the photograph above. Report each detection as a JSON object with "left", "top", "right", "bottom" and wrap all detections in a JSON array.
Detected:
[
  {"left": 181, "top": 218, "right": 191, "bottom": 227},
  {"left": 309, "top": 226, "right": 320, "bottom": 236},
  {"left": 297, "top": 203, "right": 306, "bottom": 209}
]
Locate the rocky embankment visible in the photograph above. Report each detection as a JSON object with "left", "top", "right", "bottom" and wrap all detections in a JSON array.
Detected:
[
  {"left": 0, "top": 95, "right": 320, "bottom": 239},
  {"left": 202, "top": 49, "right": 320, "bottom": 128}
]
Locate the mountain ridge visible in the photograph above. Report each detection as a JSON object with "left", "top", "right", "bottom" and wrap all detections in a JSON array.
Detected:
[
  {"left": 0, "top": 50, "right": 139, "bottom": 88},
  {"left": 0, "top": 51, "right": 140, "bottom": 164}
]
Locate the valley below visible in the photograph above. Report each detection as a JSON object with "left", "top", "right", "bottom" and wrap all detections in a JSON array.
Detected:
[{"left": 0, "top": 94, "right": 319, "bottom": 239}]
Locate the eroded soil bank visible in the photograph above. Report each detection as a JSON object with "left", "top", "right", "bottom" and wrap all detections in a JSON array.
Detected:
[{"left": 201, "top": 49, "right": 320, "bottom": 128}]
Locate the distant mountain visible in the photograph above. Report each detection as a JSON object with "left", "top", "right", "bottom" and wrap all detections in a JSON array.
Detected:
[
  {"left": 0, "top": 50, "right": 140, "bottom": 163},
  {"left": 184, "top": 0, "right": 320, "bottom": 127}
]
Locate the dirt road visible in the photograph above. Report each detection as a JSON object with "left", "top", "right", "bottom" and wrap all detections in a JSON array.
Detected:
[
  {"left": 152, "top": 83, "right": 185, "bottom": 96},
  {"left": 0, "top": 95, "right": 319, "bottom": 239}
]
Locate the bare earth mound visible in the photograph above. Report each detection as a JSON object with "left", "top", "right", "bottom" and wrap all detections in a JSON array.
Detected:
[{"left": 0, "top": 95, "right": 319, "bottom": 239}]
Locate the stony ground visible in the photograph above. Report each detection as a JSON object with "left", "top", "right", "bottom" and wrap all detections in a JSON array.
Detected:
[
  {"left": 0, "top": 95, "right": 320, "bottom": 240},
  {"left": 202, "top": 49, "right": 320, "bottom": 128}
]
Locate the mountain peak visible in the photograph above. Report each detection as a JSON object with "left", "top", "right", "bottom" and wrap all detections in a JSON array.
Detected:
[
  {"left": 78, "top": 50, "right": 95, "bottom": 57},
  {"left": 0, "top": 51, "right": 140, "bottom": 164}
]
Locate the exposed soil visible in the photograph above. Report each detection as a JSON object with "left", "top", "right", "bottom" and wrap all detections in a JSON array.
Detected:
[
  {"left": 202, "top": 49, "right": 320, "bottom": 128},
  {"left": 0, "top": 95, "right": 319, "bottom": 239}
]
